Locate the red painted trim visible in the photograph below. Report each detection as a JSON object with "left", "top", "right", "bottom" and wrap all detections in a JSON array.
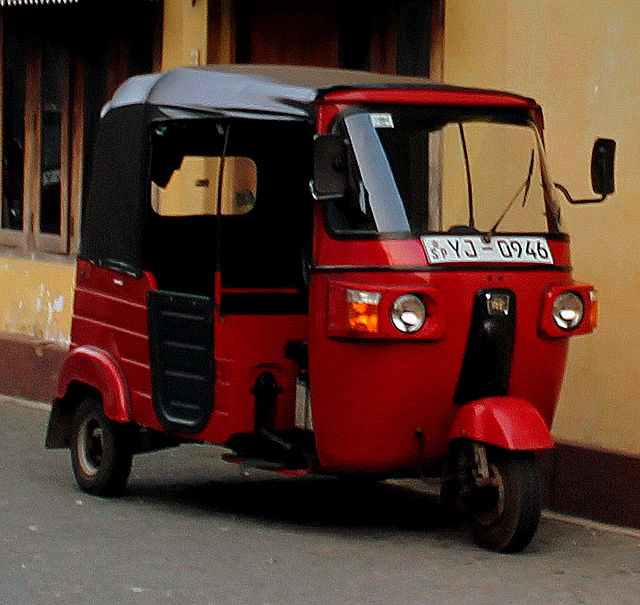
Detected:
[
  {"left": 56, "top": 345, "right": 131, "bottom": 423},
  {"left": 320, "top": 88, "right": 539, "bottom": 109},
  {"left": 0, "top": 331, "right": 68, "bottom": 402},
  {"left": 449, "top": 396, "right": 554, "bottom": 451},
  {"left": 542, "top": 440, "right": 640, "bottom": 530},
  {"left": 276, "top": 469, "right": 312, "bottom": 477},
  {"left": 316, "top": 91, "right": 543, "bottom": 139}
]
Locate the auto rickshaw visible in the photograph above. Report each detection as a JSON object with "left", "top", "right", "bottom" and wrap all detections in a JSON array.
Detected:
[{"left": 45, "top": 65, "right": 614, "bottom": 552}]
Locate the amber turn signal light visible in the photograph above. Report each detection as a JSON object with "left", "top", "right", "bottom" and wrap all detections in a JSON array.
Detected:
[{"left": 346, "top": 289, "right": 381, "bottom": 334}]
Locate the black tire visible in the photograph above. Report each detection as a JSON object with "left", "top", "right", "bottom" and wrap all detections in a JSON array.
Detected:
[
  {"left": 468, "top": 452, "right": 541, "bottom": 553},
  {"left": 70, "top": 398, "right": 133, "bottom": 497}
]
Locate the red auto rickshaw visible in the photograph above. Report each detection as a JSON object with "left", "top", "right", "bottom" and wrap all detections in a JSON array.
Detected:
[{"left": 46, "top": 65, "right": 614, "bottom": 552}]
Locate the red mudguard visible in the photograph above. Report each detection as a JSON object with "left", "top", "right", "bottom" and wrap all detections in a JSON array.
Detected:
[
  {"left": 449, "top": 396, "right": 554, "bottom": 451},
  {"left": 56, "top": 345, "right": 131, "bottom": 423}
]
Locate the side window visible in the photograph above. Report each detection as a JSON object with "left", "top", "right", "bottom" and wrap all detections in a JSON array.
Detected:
[
  {"left": 218, "top": 120, "right": 314, "bottom": 313},
  {"left": 144, "top": 118, "right": 314, "bottom": 311},
  {"left": 1, "top": 30, "right": 71, "bottom": 253},
  {"left": 0, "top": 6, "right": 160, "bottom": 256},
  {"left": 38, "top": 37, "right": 70, "bottom": 251},
  {"left": 1, "top": 25, "right": 25, "bottom": 238},
  {"left": 152, "top": 156, "right": 257, "bottom": 217}
]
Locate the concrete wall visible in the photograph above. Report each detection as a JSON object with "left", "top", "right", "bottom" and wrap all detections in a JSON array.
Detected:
[
  {"left": 161, "top": 0, "right": 235, "bottom": 70},
  {"left": 0, "top": 255, "right": 74, "bottom": 345},
  {"left": 443, "top": 1, "right": 640, "bottom": 453},
  {"left": 161, "top": 0, "right": 210, "bottom": 69}
]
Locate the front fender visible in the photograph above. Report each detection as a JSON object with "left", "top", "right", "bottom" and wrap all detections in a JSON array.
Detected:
[
  {"left": 449, "top": 396, "right": 553, "bottom": 451},
  {"left": 56, "top": 345, "right": 131, "bottom": 423}
]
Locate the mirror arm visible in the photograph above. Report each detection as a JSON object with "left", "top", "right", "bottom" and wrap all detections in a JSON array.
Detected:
[
  {"left": 554, "top": 183, "right": 607, "bottom": 205},
  {"left": 309, "top": 179, "right": 342, "bottom": 202}
]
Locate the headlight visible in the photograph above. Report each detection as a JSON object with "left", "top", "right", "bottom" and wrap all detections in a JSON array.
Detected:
[
  {"left": 552, "top": 291, "right": 584, "bottom": 330},
  {"left": 390, "top": 294, "right": 426, "bottom": 333}
]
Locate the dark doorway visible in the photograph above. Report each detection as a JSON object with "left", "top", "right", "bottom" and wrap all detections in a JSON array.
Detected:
[{"left": 234, "top": 0, "right": 434, "bottom": 75}]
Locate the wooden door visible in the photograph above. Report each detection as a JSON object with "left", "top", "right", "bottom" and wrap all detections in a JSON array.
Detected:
[{"left": 235, "top": 0, "right": 397, "bottom": 73}]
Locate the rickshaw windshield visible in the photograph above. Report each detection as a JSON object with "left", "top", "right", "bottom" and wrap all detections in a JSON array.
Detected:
[{"left": 327, "top": 106, "right": 563, "bottom": 237}]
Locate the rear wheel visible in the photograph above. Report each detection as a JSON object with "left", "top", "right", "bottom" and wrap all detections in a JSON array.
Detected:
[
  {"left": 468, "top": 451, "right": 541, "bottom": 553},
  {"left": 70, "top": 398, "right": 133, "bottom": 497}
]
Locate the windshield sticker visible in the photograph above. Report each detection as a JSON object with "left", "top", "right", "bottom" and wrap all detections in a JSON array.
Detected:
[
  {"left": 421, "top": 235, "right": 554, "bottom": 265},
  {"left": 370, "top": 113, "right": 394, "bottom": 129}
]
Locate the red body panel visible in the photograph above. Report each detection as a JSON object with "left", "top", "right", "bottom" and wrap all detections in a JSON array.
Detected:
[
  {"left": 70, "top": 259, "right": 306, "bottom": 444},
  {"left": 308, "top": 265, "right": 571, "bottom": 473},
  {"left": 207, "top": 313, "right": 306, "bottom": 443},
  {"left": 308, "top": 191, "right": 575, "bottom": 472},
  {"left": 448, "top": 397, "right": 554, "bottom": 451},
  {"left": 321, "top": 88, "right": 539, "bottom": 109},
  {"left": 313, "top": 226, "right": 571, "bottom": 271},
  {"left": 56, "top": 345, "right": 131, "bottom": 423},
  {"left": 72, "top": 260, "right": 158, "bottom": 429}
]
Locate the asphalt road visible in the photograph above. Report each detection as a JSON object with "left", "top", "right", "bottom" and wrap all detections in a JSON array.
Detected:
[{"left": 1, "top": 398, "right": 640, "bottom": 605}]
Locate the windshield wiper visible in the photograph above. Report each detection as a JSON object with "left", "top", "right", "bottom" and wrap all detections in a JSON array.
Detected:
[
  {"left": 486, "top": 149, "right": 535, "bottom": 238},
  {"left": 458, "top": 123, "right": 475, "bottom": 229}
]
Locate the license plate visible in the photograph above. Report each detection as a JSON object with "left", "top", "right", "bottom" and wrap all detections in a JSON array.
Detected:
[{"left": 421, "top": 235, "right": 554, "bottom": 264}]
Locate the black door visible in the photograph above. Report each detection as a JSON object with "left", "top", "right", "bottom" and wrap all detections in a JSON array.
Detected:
[{"left": 148, "top": 290, "right": 215, "bottom": 433}]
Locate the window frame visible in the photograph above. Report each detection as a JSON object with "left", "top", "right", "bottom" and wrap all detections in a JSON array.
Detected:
[
  {"left": 323, "top": 104, "right": 565, "bottom": 240},
  {"left": 0, "top": 27, "right": 75, "bottom": 254}
]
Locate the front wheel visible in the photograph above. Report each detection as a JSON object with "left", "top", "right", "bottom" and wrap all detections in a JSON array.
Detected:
[
  {"left": 70, "top": 398, "right": 133, "bottom": 497},
  {"left": 468, "top": 451, "right": 541, "bottom": 553}
]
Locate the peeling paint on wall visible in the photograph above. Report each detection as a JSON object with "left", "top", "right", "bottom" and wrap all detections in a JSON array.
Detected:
[{"left": 0, "top": 258, "right": 75, "bottom": 345}]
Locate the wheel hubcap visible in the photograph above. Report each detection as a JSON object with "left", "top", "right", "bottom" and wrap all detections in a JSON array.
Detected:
[{"left": 77, "top": 418, "right": 103, "bottom": 476}]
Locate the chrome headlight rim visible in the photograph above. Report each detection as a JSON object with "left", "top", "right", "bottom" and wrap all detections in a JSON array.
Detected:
[
  {"left": 390, "top": 293, "right": 426, "bottom": 333},
  {"left": 552, "top": 290, "right": 585, "bottom": 330}
]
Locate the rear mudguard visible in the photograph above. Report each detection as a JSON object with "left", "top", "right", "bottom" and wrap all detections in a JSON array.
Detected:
[
  {"left": 55, "top": 345, "right": 131, "bottom": 423},
  {"left": 449, "top": 396, "right": 554, "bottom": 451}
]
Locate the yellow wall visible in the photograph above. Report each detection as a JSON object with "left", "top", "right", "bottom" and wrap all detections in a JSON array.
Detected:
[
  {"left": 162, "top": 0, "right": 210, "bottom": 69},
  {"left": 161, "top": 0, "right": 235, "bottom": 70},
  {"left": 443, "top": 1, "right": 640, "bottom": 452},
  {"left": 0, "top": 255, "right": 75, "bottom": 344}
]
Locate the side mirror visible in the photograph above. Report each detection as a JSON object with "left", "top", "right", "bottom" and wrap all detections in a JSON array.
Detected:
[
  {"left": 311, "top": 134, "right": 346, "bottom": 200},
  {"left": 591, "top": 137, "right": 616, "bottom": 196},
  {"left": 555, "top": 137, "right": 616, "bottom": 204}
]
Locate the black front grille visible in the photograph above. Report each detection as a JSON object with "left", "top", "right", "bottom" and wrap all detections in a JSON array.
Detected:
[{"left": 454, "top": 289, "right": 516, "bottom": 404}]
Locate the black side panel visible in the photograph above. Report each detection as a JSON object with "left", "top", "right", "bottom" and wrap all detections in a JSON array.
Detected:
[
  {"left": 454, "top": 289, "right": 516, "bottom": 404},
  {"left": 148, "top": 290, "right": 214, "bottom": 433},
  {"left": 81, "top": 105, "right": 151, "bottom": 276}
]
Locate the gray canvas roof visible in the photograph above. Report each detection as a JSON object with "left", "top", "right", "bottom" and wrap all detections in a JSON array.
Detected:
[{"left": 104, "top": 64, "right": 517, "bottom": 121}]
